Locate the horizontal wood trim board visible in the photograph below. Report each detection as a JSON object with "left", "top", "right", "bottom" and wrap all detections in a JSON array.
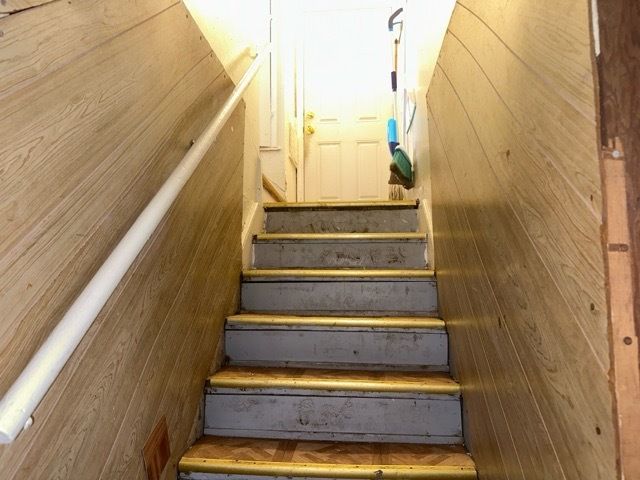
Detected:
[
  {"left": 428, "top": 1, "right": 615, "bottom": 479},
  {"left": 0, "top": 1, "right": 242, "bottom": 478}
]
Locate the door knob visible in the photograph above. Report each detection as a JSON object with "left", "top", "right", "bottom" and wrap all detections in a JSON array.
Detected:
[
  {"left": 305, "top": 111, "right": 315, "bottom": 120},
  {"left": 305, "top": 124, "right": 316, "bottom": 135}
]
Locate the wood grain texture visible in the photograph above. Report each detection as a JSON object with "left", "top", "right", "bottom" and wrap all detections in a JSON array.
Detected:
[
  {"left": 596, "top": 1, "right": 640, "bottom": 477},
  {"left": 0, "top": 0, "right": 55, "bottom": 14},
  {"left": 180, "top": 436, "right": 476, "bottom": 478},
  {"left": 428, "top": 2, "right": 616, "bottom": 479},
  {"left": 0, "top": 1, "right": 243, "bottom": 478}
]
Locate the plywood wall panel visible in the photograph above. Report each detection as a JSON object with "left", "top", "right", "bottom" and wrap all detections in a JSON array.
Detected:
[
  {"left": 0, "top": 0, "right": 177, "bottom": 98},
  {"left": 0, "top": 3, "right": 214, "bottom": 393},
  {"left": 456, "top": 0, "right": 596, "bottom": 119},
  {"left": 0, "top": 0, "right": 243, "bottom": 477},
  {"left": 0, "top": 0, "right": 55, "bottom": 14},
  {"left": 430, "top": 110, "right": 564, "bottom": 480},
  {"left": 437, "top": 23, "right": 608, "bottom": 366},
  {"left": 428, "top": 2, "right": 616, "bottom": 479}
]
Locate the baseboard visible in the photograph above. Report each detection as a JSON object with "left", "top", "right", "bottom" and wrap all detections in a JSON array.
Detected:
[
  {"left": 242, "top": 201, "right": 263, "bottom": 268},
  {"left": 417, "top": 199, "right": 434, "bottom": 268}
]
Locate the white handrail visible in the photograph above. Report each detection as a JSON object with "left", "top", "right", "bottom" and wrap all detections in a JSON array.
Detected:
[{"left": 0, "top": 45, "right": 270, "bottom": 444}]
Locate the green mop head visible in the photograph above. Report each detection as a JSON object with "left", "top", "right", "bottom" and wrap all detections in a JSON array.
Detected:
[{"left": 389, "top": 146, "right": 414, "bottom": 189}]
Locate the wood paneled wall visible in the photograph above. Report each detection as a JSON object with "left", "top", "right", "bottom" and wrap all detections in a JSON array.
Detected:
[
  {"left": 0, "top": 1, "right": 243, "bottom": 478},
  {"left": 427, "top": 1, "right": 616, "bottom": 479}
]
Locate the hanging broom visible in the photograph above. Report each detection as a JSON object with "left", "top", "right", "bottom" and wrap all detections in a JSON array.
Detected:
[{"left": 387, "top": 8, "right": 414, "bottom": 190}]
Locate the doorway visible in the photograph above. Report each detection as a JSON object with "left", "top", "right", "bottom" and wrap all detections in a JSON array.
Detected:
[{"left": 301, "top": 1, "right": 395, "bottom": 201}]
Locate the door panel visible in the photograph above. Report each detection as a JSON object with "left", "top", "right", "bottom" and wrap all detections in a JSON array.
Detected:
[{"left": 303, "top": 4, "right": 392, "bottom": 201}]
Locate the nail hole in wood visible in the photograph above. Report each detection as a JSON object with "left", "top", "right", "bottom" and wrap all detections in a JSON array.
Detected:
[{"left": 623, "top": 337, "right": 633, "bottom": 345}]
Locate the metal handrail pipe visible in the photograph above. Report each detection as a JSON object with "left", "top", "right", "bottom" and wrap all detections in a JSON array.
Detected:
[{"left": 0, "top": 44, "right": 270, "bottom": 444}]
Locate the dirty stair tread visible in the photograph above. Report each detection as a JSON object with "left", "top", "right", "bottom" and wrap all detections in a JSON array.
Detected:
[
  {"left": 264, "top": 200, "right": 418, "bottom": 210},
  {"left": 242, "top": 268, "right": 436, "bottom": 279},
  {"left": 255, "top": 232, "right": 427, "bottom": 241},
  {"left": 208, "top": 366, "right": 459, "bottom": 394},
  {"left": 179, "top": 435, "right": 476, "bottom": 479},
  {"left": 227, "top": 313, "right": 445, "bottom": 330}
]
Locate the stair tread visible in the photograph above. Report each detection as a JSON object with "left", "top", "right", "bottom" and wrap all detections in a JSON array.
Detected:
[
  {"left": 255, "top": 232, "right": 427, "bottom": 241},
  {"left": 242, "top": 268, "right": 436, "bottom": 279},
  {"left": 179, "top": 435, "right": 475, "bottom": 478},
  {"left": 208, "top": 366, "right": 459, "bottom": 394},
  {"left": 227, "top": 313, "right": 445, "bottom": 329},
  {"left": 264, "top": 200, "right": 418, "bottom": 210}
]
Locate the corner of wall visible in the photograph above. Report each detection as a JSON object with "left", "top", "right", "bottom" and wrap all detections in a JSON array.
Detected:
[{"left": 241, "top": 200, "right": 263, "bottom": 268}]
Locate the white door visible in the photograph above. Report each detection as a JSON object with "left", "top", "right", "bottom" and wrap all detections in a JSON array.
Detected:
[{"left": 303, "top": 3, "right": 393, "bottom": 201}]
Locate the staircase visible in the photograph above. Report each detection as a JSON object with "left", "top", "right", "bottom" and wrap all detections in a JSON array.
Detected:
[{"left": 178, "top": 200, "right": 477, "bottom": 479}]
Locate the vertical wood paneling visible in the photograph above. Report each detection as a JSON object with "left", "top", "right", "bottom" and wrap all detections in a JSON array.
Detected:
[
  {"left": 428, "top": 2, "right": 616, "bottom": 479},
  {"left": 0, "top": 1, "right": 243, "bottom": 477}
]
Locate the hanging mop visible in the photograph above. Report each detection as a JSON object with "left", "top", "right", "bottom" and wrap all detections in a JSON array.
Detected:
[{"left": 387, "top": 7, "right": 414, "bottom": 189}]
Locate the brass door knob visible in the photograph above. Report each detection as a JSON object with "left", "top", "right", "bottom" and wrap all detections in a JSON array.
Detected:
[
  {"left": 305, "top": 111, "right": 315, "bottom": 120},
  {"left": 305, "top": 124, "right": 316, "bottom": 135}
]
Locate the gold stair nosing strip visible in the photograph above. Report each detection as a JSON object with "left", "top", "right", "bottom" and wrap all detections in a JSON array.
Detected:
[
  {"left": 242, "top": 269, "right": 436, "bottom": 278},
  {"left": 264, "top": 200, "right": 418, "bottom": 210},
  {"left": 178, "top": 458, "right": 477, "bottom": 479},
  {"left": 227, "top": 314, "right": 445, "bottom": 329},
  {"left": 208, "top": 376, "right": 460, "bottom": 395},
  {"left": 255, "top": 232, "right": 427, "bottom": 241}
]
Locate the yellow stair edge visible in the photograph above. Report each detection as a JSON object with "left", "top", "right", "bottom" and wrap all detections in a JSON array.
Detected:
[
  {"left": 207, "top": 366, "right": 460, "bottom": 395},
  {"left": 264, "top": 200, "right": 418, "bottom": 210},
  {"left": 255, "top": 232, "right": 427, "bottom": 241},
  {"left": 242, "top": 268, "right": 436, "bottom": 279},
  {"left": 179, "top": 436, "right": 476, "bottom": 479},
  {"left": 178, "top": 457, "right": 477, "bottom": 479},
  {"left": 227, "top": 314, "right": 446, "bottom": 330}
]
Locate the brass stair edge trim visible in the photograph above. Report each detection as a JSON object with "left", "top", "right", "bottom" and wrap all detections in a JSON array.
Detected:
[
  {"left": 242, "top": 269, "right": 436, "bottom": 279},
  {"left": 227, "top": 315, "right": 446, "bottom": 329},
  {"left": 178, "top": 457, "right": 477, "bottom": 479},
  {"left": 255, "top": 232, "right": 427, "bottom": 241},
  {"left": 264, "top": 200, "right": 419, "bottom": 210},
  {"left": 207, "top": 377, "right": 461, "bottom": 395}
]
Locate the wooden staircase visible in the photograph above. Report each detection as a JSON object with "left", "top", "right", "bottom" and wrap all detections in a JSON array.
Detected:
[{"left": 178, "top": 200, "right": 476, "bottom": 479}]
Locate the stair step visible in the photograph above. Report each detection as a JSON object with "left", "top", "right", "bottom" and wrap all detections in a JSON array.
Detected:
[
  {"left": 253, "top": 233, "right": 428, "bottom": 269},
  {"left": 179, "top": 436, "right": 477, "bottom": 479},
  {"left": 227, "top": 313, "right": 445, "bottom": 329},
  {"left": 208, "top": 366, "right": 459, "bottom": 394},
  {"left": 264, "top": 200, "right": 419, "bottom": 210},
  {"left": 241, "top": 269, "right": 438, "bottom": 315},
  {"left": 264, "top": 201, "right": 418, "bottom": 233},
  {"left": 205, "top": 367, "right": 461, "bottom": 444},
  {"left": 225, "top": 314, "right": 448, "bottom": 371},
  {"left": 243, "top": 268, "right": 435, "bottom": 279}
]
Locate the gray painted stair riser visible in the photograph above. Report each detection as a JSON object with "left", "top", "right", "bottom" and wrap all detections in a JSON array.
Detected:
[
  {"left": 225, "top": 328, "right": 448, "bottom": 370},
  {"left": 240, "top": 280, "right": 438, "bottom": 315},
  {"left": 253, "top": 240, "right": 428, "bottom": 269},
  {"left": 265, "top": 209, "right": 417, "bottom": 233},
  {"left": 204, "top": 392, "right": 462, "bottom": 444}
]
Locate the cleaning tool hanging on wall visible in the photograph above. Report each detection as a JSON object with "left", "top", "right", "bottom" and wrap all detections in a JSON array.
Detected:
[{"left": 386, "top": 7, "right": 414, "bottom": 189}]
